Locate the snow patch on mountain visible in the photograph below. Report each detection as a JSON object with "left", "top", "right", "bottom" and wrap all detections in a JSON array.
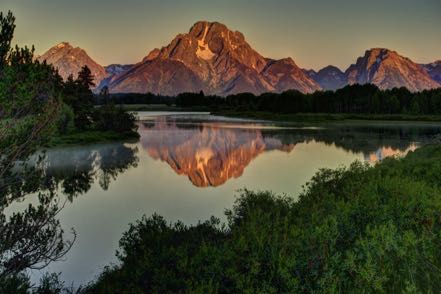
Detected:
[{"left": 196, "top": 23, "right": 215, "bottom": 60}]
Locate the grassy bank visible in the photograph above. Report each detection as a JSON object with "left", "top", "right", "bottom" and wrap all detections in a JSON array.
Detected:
[
  {"left": 46, "top": 130, "right": 139, "bottom": 147},
  {"left": 213, "top": 110, "right": 441, "bottom": 122}
]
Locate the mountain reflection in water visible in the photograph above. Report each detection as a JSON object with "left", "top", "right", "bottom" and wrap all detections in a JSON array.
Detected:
[
  {"left": 138, "top": 115, "right": 440, "bottom": 187},
  {"left": 139, "top": 117, "right": 294, "bottom": 187}
]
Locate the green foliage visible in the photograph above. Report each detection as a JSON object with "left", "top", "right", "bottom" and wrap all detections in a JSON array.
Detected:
[
  {"left": 214, "top": 111, "right": 441, "bottom": 123},
  {"left": 0, "top": 10, "right": 78, "bottom": 293},
  {"left": 0, "top": 9, "right": 137, "bottom": 293},
  {"left": 0, "top": 273, "right": 30, "bottom": 294},
  {"left": 77, "top": 65, "right": 95, "bottom": 89},
  {"left": 0, "top": 10, "right": 62, "bottom": 173},
  {"left": 62, "top": 69, "right": 94, "bottom": 130},
  {"left": 0, "top": 11, "right": 15, "bottom": 70},
  {"left": 89, "top": 145, "right": 441, "bottom": 293},
  {"left": 91, "top": 214, "right": 224, "bottom": 293},
  {"left": 93, "top": 92, "right": 176, "bottom": 106},
  {"left": 32, "top": 273, "right": 66, "bottom": 294},
  {"left": 174, "top": 84, "right": 441, "bottom": 116},
  {"left": 0, "top": 272, "right": 82, "bottom": 294},
  {"left": 55, "top": 103, "right": 75, "bottom": 135},
  {"left": 49, "top": 130, "right": 139, "bottom": 147},
  {"left": 92, "top": 103, "right": 137, "bottom": 134},
  {"left": 61, "top": 67, "right": 137, "bottom": 138}
]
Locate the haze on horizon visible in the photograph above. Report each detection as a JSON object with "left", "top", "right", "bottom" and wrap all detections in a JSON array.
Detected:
[{"left": 2, "top": 0, "right": 440, "bottom": 71}]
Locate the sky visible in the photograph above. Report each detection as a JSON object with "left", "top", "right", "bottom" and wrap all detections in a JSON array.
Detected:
[{"left": 2, "top": 0, "right": 440, "bottom": 70}]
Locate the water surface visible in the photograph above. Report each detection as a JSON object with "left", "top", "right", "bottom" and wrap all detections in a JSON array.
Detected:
[{"left": 8, "top": 112, "right": 441, "bottom": 286}]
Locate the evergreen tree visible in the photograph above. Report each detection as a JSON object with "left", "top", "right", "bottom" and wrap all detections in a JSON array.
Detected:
[
  {"left": 77, "top": 65, "right": 95, "bottom": 89},
  {"left": 99, "top": 85, "right": 110, "bottom": 104},
  {"left": 61, "top": 67, "right": 95, "bottom": 130},
  {"left": 0, "top": 11, "right": 15, "bottom": 71},
  {"left": 0, "top": 11, "right": 74, "bottom": 291}
]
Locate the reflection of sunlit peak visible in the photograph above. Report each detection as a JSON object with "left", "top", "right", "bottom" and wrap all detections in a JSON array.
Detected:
[
  {"left": 196, "top": 148, "right": 214, "bottom": 169},
  {"left": 201, "top": 122, "right": 325, "bottom": 131},
  {"left": 366, "top": 143, "right": 418, "bottom": 163},
  {"left": 139, "top": 116, "right": 295, "bottom": 187},
  {"left": 196, "top": 148, "right": 214, "bottom": 162}
]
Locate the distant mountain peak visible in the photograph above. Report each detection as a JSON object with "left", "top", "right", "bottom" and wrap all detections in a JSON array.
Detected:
[
  {"left": 320, "top": 65, "right": 343, "bottom": 72},
  {"left": 367, "top": 47, "right": 392, "bottom": 53},
  {"left": 55, "top": 41, "right": 72, "bottom": 49},
  {"left": 277, "top": 57, "right": 297, "bottom": 66},
  {"left": 422, "top": 60, "right": 441, "bottom": 84},
  {"left": 345, "top": 48, "right": 439, "bottom": 91},
  {"left": 304, "top": 65, "right": 346, "bottom": 90},
  {"left": 37, "top": 42, "right": 108, "bottom": 86},
  {"left": 109, "top": 21, "right": 320, "bottom": 95}
]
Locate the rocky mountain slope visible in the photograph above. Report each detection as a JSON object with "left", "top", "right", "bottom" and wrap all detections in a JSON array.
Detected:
[
  {"left": 37, "top": 36, "right": 440, "bottom": 94},
  {"left": 305, "top": 65, "right": 347, "bottom": 90},
  {"left": 98, "top": 64, "right": 134, "bottom": 88},
  {"left": 109, "top": 21, "right": 321, "bottom": 95},
  {"left": 37, "top": 42, "right": 108, "bottom": 86},
  {"left": 104, "top": 64, "right": 134, "bottom": 76},
  {"left": 344, "top": 48, "right": 439, "bottom": 92},
  {"left": 422, "top": 61, "right": 441, "bottom": 84}
]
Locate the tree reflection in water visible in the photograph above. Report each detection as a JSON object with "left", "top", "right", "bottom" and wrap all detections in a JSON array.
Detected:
[
  {"left": 38, "top": 143, "right": 139, "bottom": 201},
  {"left": 0, "top": 142, "right": 139, "bottom": 283}
]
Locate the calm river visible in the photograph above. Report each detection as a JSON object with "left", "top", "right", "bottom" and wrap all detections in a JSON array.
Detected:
[{"left": 8, "top": 112, "right": 441, "bottom": 286}]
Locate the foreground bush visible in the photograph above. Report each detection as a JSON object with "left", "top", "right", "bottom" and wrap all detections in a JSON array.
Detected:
[{"left": 87, "top": 145, "right": 441, "bottom": 293}]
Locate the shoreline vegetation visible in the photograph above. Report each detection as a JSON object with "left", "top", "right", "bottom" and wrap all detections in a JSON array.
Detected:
[
  {"left": 47, "top": 129, "right": 139, "bottom": 147},
  {"left": 46, "top": 106, "right": 441, "bottom": 148},
  {"left": 211, "top": 110, "right": 441, "bottom": 123},
  {"left": 87, "top": 144, "right": 441, "bottom": 292},
  {"left": 104, "top": 83, "right": 441, "bottom": 127},
  {"left": 116, "top": 104, "right": 441, "bottom": 123}
]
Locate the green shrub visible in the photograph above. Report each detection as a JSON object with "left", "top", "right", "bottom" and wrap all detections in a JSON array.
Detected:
[
  {"left": 92, "top": 103, "right": 136, "bottom": 134},
  {"left": 55, "top": 103, "right": 75, "bottom": 135},
  {"left": 88, "top": 146, "right": 441, "bottom": 293}
]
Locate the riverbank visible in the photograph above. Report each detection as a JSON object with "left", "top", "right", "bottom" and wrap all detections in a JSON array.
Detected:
[
  {"left": 119, "top": 104, "right": 211, "bottom": 112},
  {"left": 212, "top": 110, "right": 441, "bottom": 123},
  {"left": 45, "top": 108, "right": 441, "bottom": 148},
  {"left": 46, "top": 130, "right": 140, "bottom": 147},
  {"left": 115, "top": 104, "right": 441, "bottom": 122}
]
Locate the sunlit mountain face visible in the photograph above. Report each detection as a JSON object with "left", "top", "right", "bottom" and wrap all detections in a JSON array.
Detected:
[{"left": 137, "top": 115, "right": 439, "bottom": 187}]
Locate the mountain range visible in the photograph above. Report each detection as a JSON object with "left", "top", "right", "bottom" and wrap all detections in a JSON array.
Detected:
[
  {"left": 37, "top": 21, "right": 440, "bottom": 95},
  {"left": 422, "top": 61, "right": 441, "bottom": 84}
]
